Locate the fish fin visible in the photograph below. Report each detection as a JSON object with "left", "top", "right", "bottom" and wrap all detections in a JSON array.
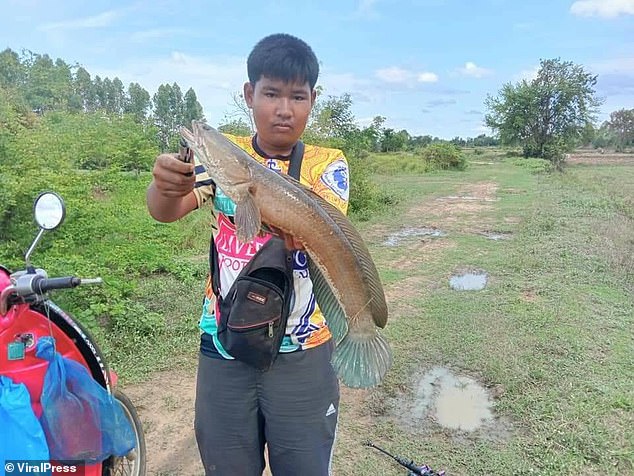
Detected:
[
  {"left": 308, "top": 257, "right": 348, "bottom": 343},
  {"left": 331, "top": 330, "right": 393, "bottom": 388},
  {"left": 234, "top": 186, "right": 261, "bottom": 244},
  {"left": 279, "top": 174, "right": 388, "bottom": 328}
]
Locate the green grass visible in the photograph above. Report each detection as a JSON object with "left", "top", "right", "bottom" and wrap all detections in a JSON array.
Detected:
[
  {"left": 334, "top": 156, "right": 633, "bottom": 475},
  {"left": 4, "top": 150, "right": 631, "bottom": 473}
]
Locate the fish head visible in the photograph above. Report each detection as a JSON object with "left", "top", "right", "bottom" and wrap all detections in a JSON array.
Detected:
[{"left": 180, "top": 120, "right": 253, "bottom": 194}]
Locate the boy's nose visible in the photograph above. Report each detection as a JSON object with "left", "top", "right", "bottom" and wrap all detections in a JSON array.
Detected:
[{"left": 276, "top": 98, "right": 292, "bottom": 117}]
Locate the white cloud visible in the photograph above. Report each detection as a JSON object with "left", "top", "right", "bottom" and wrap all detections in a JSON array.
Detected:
[
  {"left": 376, "top": 66, "right": 411, "bottom": 83},
  {"left": 570, "top": 0, "right": 634, "bottom": 18},
  {"left": 459, "top": 61, "right": 492, "bottom": 78},
  {"left": 514, "top": 65, "right": 540, "bottom": 82},
  {"left": 355, "top": 0, "right": 380, "bottom": 19},
  {"left": 417, "top": 72, "right": 439, "bottom": 83},
  {"left": 40, "top": 10, "right": 121, "bottom": 31},
  {"left": 375, "top": 66, "right": 439, "bottom": 85},
  {"left": 319, "top": 70, "right": 373, "bottom": 97}
]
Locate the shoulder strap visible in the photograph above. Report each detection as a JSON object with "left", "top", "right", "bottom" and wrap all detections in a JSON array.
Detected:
[
  {"left": 287, "top": 140, "right": 304, "bottom": 180},
  {"left": 210, "top": 141, "right": 305, "bottom": 298}
]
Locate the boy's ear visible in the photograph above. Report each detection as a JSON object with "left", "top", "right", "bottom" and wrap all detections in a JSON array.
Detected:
[
  {"left": 311, "top": 88, "right": 317, "bottom": 106},
  {"left": 243, "top": 81, "right": 254, "bottom": 108}
]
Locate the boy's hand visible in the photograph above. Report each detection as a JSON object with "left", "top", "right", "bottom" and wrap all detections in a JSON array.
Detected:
[
  {"left": 152, "top": 153, "right": 196, "bottom": 197},
  {"left": 270, "top": 226, "right": 305, "bottom": 251}
]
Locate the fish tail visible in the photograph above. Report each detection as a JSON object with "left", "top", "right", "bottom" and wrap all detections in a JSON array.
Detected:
[{"left": 331, "top": 330, "right": 392, "bottom": 388}]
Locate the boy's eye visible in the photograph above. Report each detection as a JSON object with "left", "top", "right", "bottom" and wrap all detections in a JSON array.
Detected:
[{"left": 294, "top": 96, "right": 306, "bottom": 101}]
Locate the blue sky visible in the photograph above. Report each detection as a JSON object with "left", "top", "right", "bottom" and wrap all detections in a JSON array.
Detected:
[{"left": 1, "top": 0, "right": 632, "bottom": 138}]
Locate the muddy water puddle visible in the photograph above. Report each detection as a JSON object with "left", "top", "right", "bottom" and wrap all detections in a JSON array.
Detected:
[
  {"left": 409, "top": 367, "right": 494, "bottom": 432},
  {"left": 449, "top": 272, "right": 488, "bottom": 290},
  {"left": 384, "top": 227, "right": 446, "bottom": 246}
]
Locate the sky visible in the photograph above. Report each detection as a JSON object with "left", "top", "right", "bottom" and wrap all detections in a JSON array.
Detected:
[{"left": 0, "top": 0, "right": 632, "bottom": 139}]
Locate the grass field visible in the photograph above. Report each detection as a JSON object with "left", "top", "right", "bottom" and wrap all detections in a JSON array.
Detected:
[
  {"left": 330, "top": 151, "right": 633, "bottom": 475},
  {"left": 25, "top": 150, "right": 631, "bottom": 475}
]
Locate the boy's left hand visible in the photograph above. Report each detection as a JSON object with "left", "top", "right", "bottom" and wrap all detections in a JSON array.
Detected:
[{"left": 269, "top": 227, "right": 305, "bottom": 251}]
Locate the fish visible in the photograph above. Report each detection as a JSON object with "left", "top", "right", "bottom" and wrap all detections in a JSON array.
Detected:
[{"left": 180, "top": 121, "right": 392, "bottom": 388}]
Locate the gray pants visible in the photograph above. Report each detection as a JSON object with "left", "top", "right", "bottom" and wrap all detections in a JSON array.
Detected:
[{"left": 194, "top": 341, "right": 340, "bottom": 476}]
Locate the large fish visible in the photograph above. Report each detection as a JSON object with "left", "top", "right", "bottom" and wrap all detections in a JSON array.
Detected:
[{"left": 180, "top": 121, "right": 392, "bottom": 388}]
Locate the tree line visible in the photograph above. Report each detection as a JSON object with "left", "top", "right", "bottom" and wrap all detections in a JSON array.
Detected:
[
  {"left": 218, "top": 90, "right": 499, "bottom": 158},
  {"left": 0, "top": 48, "right": 204, "bottom": 151},
  {"left": 2, "top": 47, "right": 631, "bottom": 173}
]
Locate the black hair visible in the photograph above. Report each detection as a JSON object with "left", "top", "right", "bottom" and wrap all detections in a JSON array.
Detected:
[{"left": 247, "top": 33, "right": 319, "bottom": 89}]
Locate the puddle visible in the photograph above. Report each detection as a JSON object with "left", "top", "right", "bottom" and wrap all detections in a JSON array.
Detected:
[
  {"left": 384, "top": 227, "right": 446, "bottom": 246},
  {"left": 412, "top": 367, "right": 493, "bottom": 431},
  {"left": 449, "top": 272, "right": 488, "bottom": 290},
  {"left": 479, "top": 231, "right": 512, "bottom": 241}
]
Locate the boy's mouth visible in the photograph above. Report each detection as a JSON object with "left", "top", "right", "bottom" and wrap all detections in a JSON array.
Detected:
[{"left": 273, "top": 123, "right": 292, "bottom": 131}]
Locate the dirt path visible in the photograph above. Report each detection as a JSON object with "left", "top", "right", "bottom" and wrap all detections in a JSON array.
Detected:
[
  {"left": 124, "top": 370, "right": 203, "bottom": 476},
  {"left": 122, "top": 181, "right": 501, "bottom": 476}
]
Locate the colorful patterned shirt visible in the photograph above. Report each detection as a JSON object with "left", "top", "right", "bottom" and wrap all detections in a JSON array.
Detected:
[{"left": 192, "top": 134, "right": 349, "bottom": 357}]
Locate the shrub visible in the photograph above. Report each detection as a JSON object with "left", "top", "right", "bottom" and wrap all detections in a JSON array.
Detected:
[
  {"left": 347, "top": 153, "right": 399, "bottom": 221},
  {"left": 419, "top": 143, "right": 467, "bottom": 170},
  {"left": 507, "top": 157, "right": 553, "bottom": 174}
]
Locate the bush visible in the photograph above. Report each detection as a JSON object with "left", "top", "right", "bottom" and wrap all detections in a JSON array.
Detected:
[
  {"left": 419, "top": 143, "right": 467, "bottom": 170},
  {"left": 347, "top": 153, "right": 399, "bottom": 221},
  {"left": 507, "top": 157, "right": 553, "bottom": 174},
  {"left": 363, "top": 152, "right": 429, "bottom": 175},
  {"left": 505, "top": 149, "right": 523, "bottom": 158}
]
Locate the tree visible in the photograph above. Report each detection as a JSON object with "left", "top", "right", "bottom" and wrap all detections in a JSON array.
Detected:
[
  {"left": 224, "top": 91, "right": 254, "bottom": 133},
  {"left": 105, "top": 77, "right": 126, "bottom": 114},
  {"left": 153, "top": 83, "right": 185, "bottom": 151},
  {"left": 308, "top": 93, "right": 356, "bottom": 140},
  {"left": 605, "top": 109, "right": 634, "bottom": 151},
  {"left": 485, "top": 58, "right": 602, "bottom": 167},
  {"left": 125, "top": 82, "right": 151, "bottom": 122},
  {"left": 380, "top": 128, "right": 408, "bottom": 152},
  {"left": 93, "top": 75, "right": 107, "bottom": 110},
  {"left": 23, "top": 52, "right": 57, "bottom": 112},
  {"left": 0, "top": 48, "right": 24, "bottom": 89},
  {"left": 183, "top": 87, "right": 205, "bottom": 125},
  {"left": 218, "top": 118, "right": 252, "bottom": 136},
  {"left": 74, "top": 66, "right": 96, "bottom": 112}
]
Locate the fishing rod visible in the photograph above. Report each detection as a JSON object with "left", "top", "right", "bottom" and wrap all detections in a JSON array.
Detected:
[{"left": 363, "top": 440, "right": 446, "bottom": 476}]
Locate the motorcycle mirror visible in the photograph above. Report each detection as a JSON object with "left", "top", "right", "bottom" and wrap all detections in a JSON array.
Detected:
[{"left": 34, "top": 191, "right": 66, "bottom": 231}]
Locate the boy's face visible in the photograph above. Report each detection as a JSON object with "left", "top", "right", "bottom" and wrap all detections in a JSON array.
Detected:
[{"left": 244, "top": 76, "right": 316, "bottom": 154}]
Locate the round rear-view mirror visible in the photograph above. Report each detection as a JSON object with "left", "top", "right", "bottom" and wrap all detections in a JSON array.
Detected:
[{"left": 34, "top": 191, "right": 66, "bottom": 230}]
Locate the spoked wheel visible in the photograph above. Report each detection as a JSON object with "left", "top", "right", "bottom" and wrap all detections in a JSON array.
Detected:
[{"left": 102, "top": 389, "right": 147, "bottom": 476}]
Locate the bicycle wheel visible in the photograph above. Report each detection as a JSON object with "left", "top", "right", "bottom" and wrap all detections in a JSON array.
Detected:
[{"left": 102, "top": 389, "right": 147, "bottom": 476}]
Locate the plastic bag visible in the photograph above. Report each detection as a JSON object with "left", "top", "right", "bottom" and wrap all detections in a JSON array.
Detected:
[
  {"left": 36, "top": 336, "right": 135, "bottom": 463},
  {"left": 0, "top": 375, "right": 50, "bottom": 462}
]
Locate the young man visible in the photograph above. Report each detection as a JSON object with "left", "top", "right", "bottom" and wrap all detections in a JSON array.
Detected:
[{"left": 146, "top": 34, "right": 350, "bottom": 476}]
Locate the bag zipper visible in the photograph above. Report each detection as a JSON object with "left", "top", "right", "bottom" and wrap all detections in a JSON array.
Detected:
[{"left": 228, "top": 317, "right": 279, "bottom": 335}]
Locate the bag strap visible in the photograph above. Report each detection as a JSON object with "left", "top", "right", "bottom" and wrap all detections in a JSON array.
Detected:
[
  {"left": 210, "top": 140, "right": 305, "bottom": 298},
  {"left": 287, "top": 140, "right": 304, "bottom": 180}
]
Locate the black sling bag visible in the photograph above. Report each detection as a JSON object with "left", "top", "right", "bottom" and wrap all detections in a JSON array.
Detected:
[{"left": 210, "top": 141, "right": 304, "bottom": 370}]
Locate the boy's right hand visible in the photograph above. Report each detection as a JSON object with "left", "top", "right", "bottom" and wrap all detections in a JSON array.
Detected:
[{"left": 151, "top": 153, "right": 196, "bottom": 198}]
